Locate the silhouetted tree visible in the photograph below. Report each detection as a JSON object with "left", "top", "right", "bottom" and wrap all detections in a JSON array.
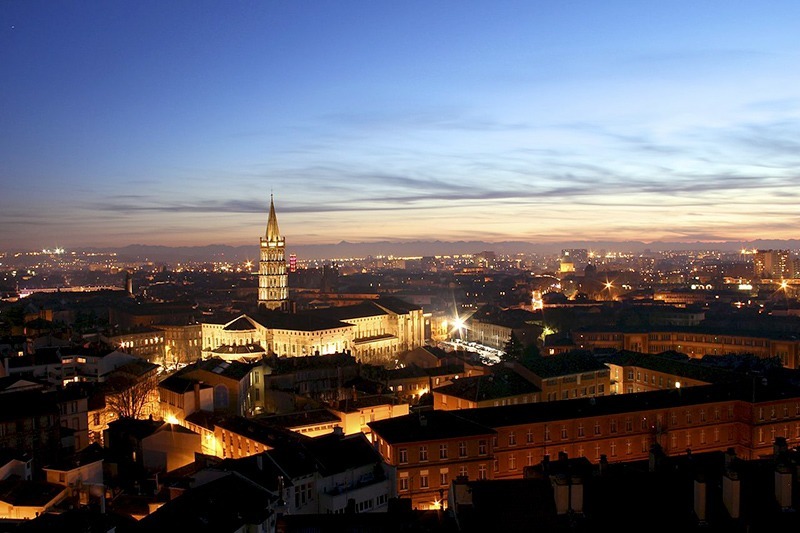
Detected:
[{"left": 502, "top": 331, "right": 524, "bottom": 362}]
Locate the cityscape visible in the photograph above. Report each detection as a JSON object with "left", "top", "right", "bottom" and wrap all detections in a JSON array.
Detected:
[
  {"left": 3, "top": 2, "right": 800, "bottom": 532},
  {"left": 1, "top": 197, "right": 800, "bottom": 532}
]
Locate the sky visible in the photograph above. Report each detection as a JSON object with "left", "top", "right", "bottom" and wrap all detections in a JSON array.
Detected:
[{"left": 2, "top": 1, "right": 799, "bottom": 252}]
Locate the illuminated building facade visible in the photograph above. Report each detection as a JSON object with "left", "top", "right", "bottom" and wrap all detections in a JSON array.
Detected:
[{"left": 258, "top": 195, "right": 288, "bottom": 311}]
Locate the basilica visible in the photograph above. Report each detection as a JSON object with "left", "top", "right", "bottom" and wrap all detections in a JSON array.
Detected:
[{"left": 200, "top": 196, "right": 425, "bottom": 366}]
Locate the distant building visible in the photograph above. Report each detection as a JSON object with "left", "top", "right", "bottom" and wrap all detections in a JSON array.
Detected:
[{"left": 754, "top": 249, "right": 794, "bottom": 280}]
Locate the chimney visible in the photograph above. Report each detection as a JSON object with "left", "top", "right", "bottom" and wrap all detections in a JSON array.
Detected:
[
  {"left": 722, "top": 467, "right": 741, "bottom": 519},
  {"left": 693, "top": 475, "right": 707, "bottom": 525},
  {"left": 598, "top": 454, "right": 608, "bottom": 476},
  {"left": 551, "top": 474, "right": 570, "bottom": 515},
  {"left": 775, "top": 464, "right": 793, "bottom": 511},
  {"left": 569, "top": 474, "right": 584, "bottom": 515}
]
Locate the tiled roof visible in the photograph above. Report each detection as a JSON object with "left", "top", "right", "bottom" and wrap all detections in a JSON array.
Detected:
[
  {"left": 258, "top": 409, "right": 341, "bottom": 429},
  {"left": 434, "top": 367, "right": 540, "bottom": 401},
  {"left": 136, "top": 472, "right": 274, "bottom": 531},
  {"left": 368, "top": 409, "right": 496, "bottom": 444},
  {"left": 179, "top": 357, "right": 254, "bottom": 381},
  {"left": 159, "top": 375, "right": 212, "bottom": 394},
  {"left": 598, "top": 350, "right": 742, "bottom": 384},
  {"left": 521, "top": 351, "right": 608, "bottom": 378},
  {"left": 250, "top": 310, "right": 353, "bottom": 332}
]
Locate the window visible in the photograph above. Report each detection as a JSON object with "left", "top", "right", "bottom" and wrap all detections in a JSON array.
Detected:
[
  {"left": 458, "top": 441, "right": 467, "bottom": 457},
  {"left": 526, "top": 429, "right": 533, "bottom": 443},
  {"left": 419, "top": 473, "right": 429, "bottom": 488},
  {"left": 440, "top": 470, "right": 448, "bottom": 486},
  {"left": 400, "top": 477, "right": 409, "bottom": 491},
  {"left": 478, "top": 464, "right": 487, "bottom": 480},
  {"left": 439, "top": 444, "right": 448, "bottom": 459},
  {"left": 399, "top": 448, "right": 408, "bottom": 464},
  {"left": 419, "top": 445, "right": 428, "bottom": 462},
  {"left": 478, "top": 440, "right": 487, "bottom": 455},
  {"left": 508, "top": 431, "right": 516, "bottom": 446},
  {"left": 509, "top": 454, "right": 517, "bottom": 470}
]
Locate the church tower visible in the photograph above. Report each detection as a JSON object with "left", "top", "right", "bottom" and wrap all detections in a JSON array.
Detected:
[{"left": 258, "top": 195, "right": 288, "bottom": 310}]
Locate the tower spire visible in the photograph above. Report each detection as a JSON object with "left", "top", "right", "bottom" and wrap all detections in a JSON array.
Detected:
[{"left": 266, "top": 193, "right": 281, "bottom": 241}]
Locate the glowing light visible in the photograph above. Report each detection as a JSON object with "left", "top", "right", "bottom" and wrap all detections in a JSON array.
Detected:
[{"left": 165, "top": 414, "right": 180, "bottom": 425}]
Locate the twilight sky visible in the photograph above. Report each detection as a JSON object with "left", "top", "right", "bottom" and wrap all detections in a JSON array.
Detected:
[{"left": 2, "top": 1, "right": 799, "bottom": 251}]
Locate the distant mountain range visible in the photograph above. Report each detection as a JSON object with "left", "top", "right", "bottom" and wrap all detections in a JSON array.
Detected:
[{"left": 87, "top": 239, "right": 800, "bottom": 262}]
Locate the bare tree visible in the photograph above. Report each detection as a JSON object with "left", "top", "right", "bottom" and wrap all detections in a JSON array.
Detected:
[{"left": 104, "top": 373, "right": 158, "bottom": 420}]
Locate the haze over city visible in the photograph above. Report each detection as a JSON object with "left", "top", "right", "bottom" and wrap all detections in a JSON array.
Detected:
[{"left": 2, "top": 1, "right": 799, "bottom": 252}]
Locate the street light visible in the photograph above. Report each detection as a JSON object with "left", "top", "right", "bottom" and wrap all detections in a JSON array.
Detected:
[{"left": 603, "top": 280, "right": 614, "bottom": 301}]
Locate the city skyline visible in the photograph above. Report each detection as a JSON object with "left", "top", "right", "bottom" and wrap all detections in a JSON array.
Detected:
[{"left": 2, "top": 1, "right": 799, "bottom": 252}]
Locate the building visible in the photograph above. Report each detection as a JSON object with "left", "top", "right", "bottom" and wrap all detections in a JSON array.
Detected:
[
  {"left": 369, "top": 362, "right": 800, "bottom": 510},
  {"left": 369, "top": 410, "right": 497, "bottom": 510},
  {"left": 326, "top": 393, "right": 409, "bottom": 437},
  {"left": 200, "top": 198, "right": 426, "bottom": 366},
  {"left": 572, "top": 326, "right": 800, "bottom": 369},
  {"left": 173, "top": 358, "right": 255, "bottom": 417},
  {"left": 511, "top": 352, "right": 611, "bottom": 402},
  {"left": 463, "top": 306, "right": 543, "bottom": 352},
  {"left": 433, "top": 365, "right": 541, "bottom": 411},
  {"left": 754, "top": 249, "right": 794, "bottom": 280},
  {"left": 447, "top": 443, "right": 800, "bottom": 532},
  {"left": 158, "top": 374, "right": 214, "bottom": 424},
  {"left": 259, "top": 194, "right": 289, "bottom": 311},
  {"left": 135, "top": 472, "right": 276, "bottom": 533},
  {"left": 0, "top": 388, "right": 61, "bottom": 465}
]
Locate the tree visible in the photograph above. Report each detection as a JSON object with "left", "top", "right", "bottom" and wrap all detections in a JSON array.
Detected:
[
  {"left": 502, "top": 331, "right": 524, "bottom": 362},
  {"left": 104, "top": 373, "right": 158, "bottom": 420}
]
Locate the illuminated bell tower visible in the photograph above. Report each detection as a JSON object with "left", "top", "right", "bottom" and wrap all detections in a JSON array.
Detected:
[{"left": 258, "top": 194, "right": 288, "bottom": 310}]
